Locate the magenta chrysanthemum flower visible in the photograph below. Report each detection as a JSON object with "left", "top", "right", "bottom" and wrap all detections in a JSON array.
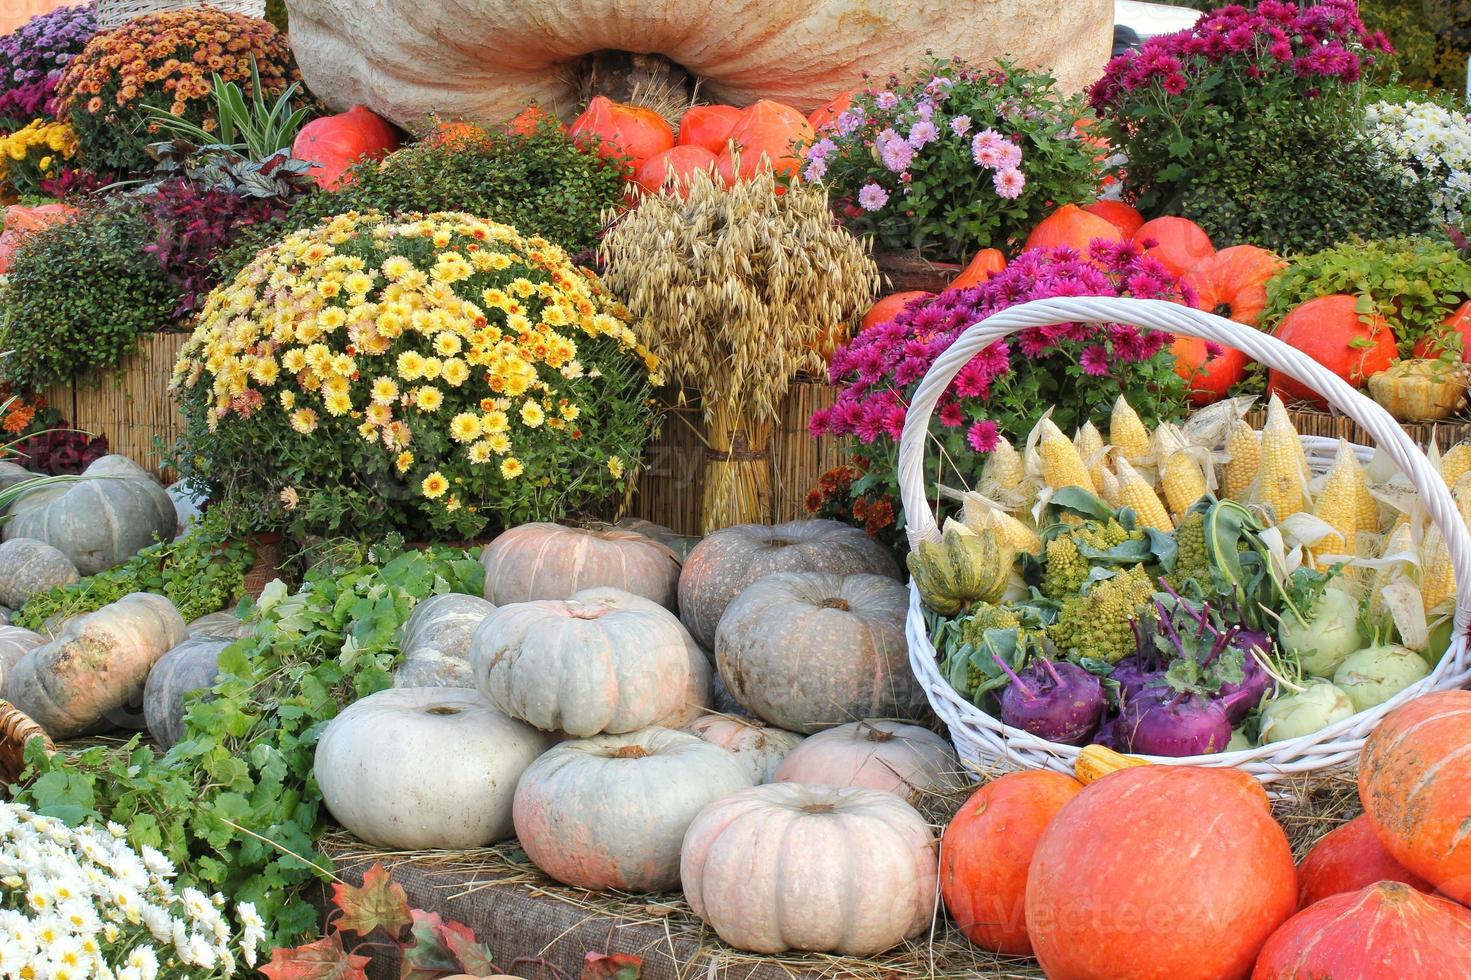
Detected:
[
  {"left": 875, "top": 128, "right": 915, "bottom": 172},
  {"left": 939, "top": 402, "right": 965, "bottom": 427},
  {"left": 857, "top": 183, "right": 890, "bottom": 211},
  {"left": 907, "top": 119, "right": 939, "bottom": 149},
  {"left": 1080, "top": 345, "right": 1111, "bottom": 377},
  {"left": 966, "top": 420, "right": 1000, "bottom": 453}
]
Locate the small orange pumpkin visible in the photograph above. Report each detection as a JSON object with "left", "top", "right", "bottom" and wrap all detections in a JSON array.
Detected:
[
  {"left": 715, "top": 100, "right": 814, "bottom": 183},
  {"left": 1296, "top": 814, "right": 1431, "bottom": 910},
  {"left": 949, "top": 249, "right": 1006, "bottom": 290},
  {"left": 634, "top": 145, "right": 719, "bottom": 196},
  {"left": 808, "top": 90, "right": 855, "bottom": 132},
  {"left": 508, "top": 104, "right": 560, "bottom": 135},
  {"left": 1133, "top": 215, "right": 1213, "bottom": 276},
  {"left": 292, "top": 105, "right": 401, "bottom": 189},
  {"left": 1413, "top": 299, "right": 1471, "bottom": 362},
  {"left": 1182, "top": 244, "right": 1284, "bottom": 329},
  {"left": 862, "top": 291, "right": 932, "bottom": 331},
  {"left": 570, "top": 96, "right": 675, "bottom": 175},
  {"left": 1269, "top": 295, "right": 1397, "bottom": 407},
  {"left": 678, "top": 104, "right": 743, "bottom": 154},
  {"left": 1082, "top": 200, "right": 1144, "bottom": 238},
  {"left": 1022, "top": 203, "right": 1124, "bottom": 257}
]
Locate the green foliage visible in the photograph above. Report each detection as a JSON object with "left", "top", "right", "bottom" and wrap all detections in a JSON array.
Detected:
[
  {"left": 1175, "top": 115, "right": 1443, "bottom": 254},
  {"left": 219, "top": 122, "right": 625, "bottom": 281},
  {"left": 15, "top": 543, "right": 484, "bottom": 947},
  {"left": 1261, "top": 236, "right": 1471, "bottom": 351},
  {"left": 13, "top": 513, "right": 252, "bottom": 631},
  {"left": 0, "top": 202, "right": 180, "bottom": 391},
  {"left": 141, "top": 57, "right": 314, "bottom": 162}
]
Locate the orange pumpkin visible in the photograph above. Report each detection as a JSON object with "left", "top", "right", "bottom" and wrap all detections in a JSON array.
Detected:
[
  {"left": 1253, "top": 882, "right": 1471, "bottom": 980},
  {"left": 1359, "top": 691, "right": 1471, "bottom": 905},
  {"left": 1082, "top": 200, "right": 1144, "bottom": 238},
  {"left": 1413, "top": 299, "right": 1471, "bottom": 362},
  {"left": 1025, "top": 766, "right": 1297, "bottom": 980},
  {"left": 634, "top": 145, "right": 719, "bottom": 196},
  {"left": 678, "top": 104, "right": 743, "bottom": 154},
  {"left": 1171, "top": 336, "right": 1249, "bottom": 406},
  {"left": 570, "top": 96, "right": 675, "bottom": 174},
  {"left": 862, "top": 291, "right": 932, "bottom": 331},
  {"left": 941, "top": 771, "right": 1082, "bottom": 955},
  {"left": 1133, "top": 216, "right": 1213, "bottom": 276},
  {"left": 808, "top": 90, "right": 855, "bottom": 133},
  {"left": 715, "top": 100, "right": 814, "bottom": 183},
  {"left": 949, "top": 249, "right": 1007, "bottom": 290},
  {"left": 508, "top": 104, "right": 560, "bottom": 135},
  {"left": 425, "top": 119, "right": 490, "bottom": 148},
  {"left": 292, "top": 105, "right": 402, "bottom": 189},
  {"left": 1296, "top": 814, "right": 1431, "bottom": 910},
  {"left": 1022, "top": 203, "right": 1124, "bottom": 257},
  {"left": 1268, "top": 295, "right": 1397, "bottom": 407}
]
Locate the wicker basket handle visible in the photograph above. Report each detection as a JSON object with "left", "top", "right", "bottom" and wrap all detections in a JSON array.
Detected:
[{"left": 896, "top": 296, "right": 1471, "bottom": 637}]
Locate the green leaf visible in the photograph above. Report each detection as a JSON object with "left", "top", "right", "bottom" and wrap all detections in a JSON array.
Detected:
[{"left": 332, "top": 863, "right": 413, "bottom": 939}]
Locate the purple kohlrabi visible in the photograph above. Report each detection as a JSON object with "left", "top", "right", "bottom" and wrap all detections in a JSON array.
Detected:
[{"left": 995, "top": 656, "right": 1105, "bottom": 746}]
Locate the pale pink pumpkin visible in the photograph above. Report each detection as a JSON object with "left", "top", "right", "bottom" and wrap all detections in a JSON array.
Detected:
[
  {"left": 681, "top": 782, "right": 938, "bottom": 955},
  {"left": 514, "top": 727, "right": 752, "bottom": 891},
  {"left": 773, "top": 719, "right": 956, "bottom": 803},
  {"left": 686, "top": 713, "right": 804, "bottom": 783},
  {"left": 481, "top": 523, "right": 681, "bottom": 609}
]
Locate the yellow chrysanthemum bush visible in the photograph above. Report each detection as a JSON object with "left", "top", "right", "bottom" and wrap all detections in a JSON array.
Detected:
[
  {"left": 172, "top": 211, "right": 658, "bottom": 540},
  {"left": 0, "top": 118, "right": 78, "bottom": 196}
]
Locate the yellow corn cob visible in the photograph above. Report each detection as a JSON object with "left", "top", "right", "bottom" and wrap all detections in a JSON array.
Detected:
[
  {"left": 1420, "top": 527, "right": 1456, "bottom": 616},
  {"left": 1097, "top": 464, "right": 1122, "bottom": 508},
  {"left": 1161, "top": 451, "right": 1208, "bottom": 519},
  {"left": 1441, "top": 441, "right": 1471, "bottom": 490},
  {"left": 1256, "top": 395, "right": 1307, "bottom": 524},
  {"left": 1356, "top": 482, "right": 1380, "bottom": 535},
  {"left": 1114, "top": 457, "right": 1173, "bottom": 531},
  {"left": 1310, "top": 441, "right": 1364, "bottom": 563},
  {"left": 1452, "top": 472, "right": 1471, "bottom": 531},
  {"left": 1075, "top": 422, "right": 1108, "bottom": 489},
  {"left": 1110, "top": 395, "right": 1150, "bottom": 461},
  {"left": 1075, "top": 744, "right": 1150, "bottom": 785},
  {"left": 1371, "top": 523, "right": 1415, "bottom": 618},
  {"left": 1037, "top": 418, "right": 1096, "bottom": 494},
  {"left": 1221, "top": 418, "right": 1260, "bottom": 501},
  {"left": 979, "top": 436, "right": 1026, "bottom": 495},
  {"left": 975, "top": 506, "right": 1044, "bottom": 556}
]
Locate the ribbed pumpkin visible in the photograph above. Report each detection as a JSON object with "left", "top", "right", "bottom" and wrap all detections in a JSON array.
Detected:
[
  {"left": 317, "top": 687, "right": 551, "bottom": 849},
  {"left": 185, "top": 612, "right": 254, "bottom": 641},
  {"left": 686, "top": 713, "right": 803, "bottom": 783},
  {"left": 1082, "top": 200, "right": 1144, "bottom": 237},
  {"left": 571, "top": 95, "right": 675, "bottom": 174},
  {"left": 0, "top": 625, "right": 44, "bottom": 687},
  {"left": 1359, "top": 690, "right": 1471, "bottom": 904},
  {"left": 514, "top": 727, "right": 752, "bottom": 891},
  {"left": 949, "top": 248, "right": 1007, "bottom": 290},
  {"left": 1023, "top": 203, "right": 1123, "bottom": 256},
  {"left": 612, "top": 518, "right": 701, "bottom": 562},
  {"left": 471, "top": 587, "right": 708, "bottom": 736},
  {"left": 906, "top": 522, "right": 1013, "bottom": 615},
  {"left": 1297, "top": 814, "right": 1430, "bottom": 910},
  {"left": 1182, "top": 245, "right": 1283, "bottom": 329},
  {"left": 773, "top": 720, "right": 956, "bottom": 802},
  {"left": 678, "top": 518, "right": 899, "bottom": 649},
  {"left": 393, "top": 592, "right": 496, "bottom": 688},
  {"left": 1269, "top": 296, "right": 1397, "bottom": 408},
  {"left": 481, "top": 523, "right": 681, "bottom": 610},
  {"left": 283, "top": 0, "right": 1111, "bottom": 129},
  {"left": 292, "top": 104, "right": 401, "bottom": 189},
  {"left": 2, "top": 455, "right": 176, "bottom": 576},
  {"left": 715, "top": 100, "right": 813, "bottom": 183},
  {"left": 634, "top": 144, "right": 718, "bottom": 195},
  {"left": 4, "top": 593, "right": 188, "bottom": 739},
  {"left": 714, "top": 571, "right": 922, "bottom": 733},
  {"left": 143, "top": 637, "right": 229, "bottom": 750},
  {"left": 941, "top": 771, "right": 1083, "bottom": 955},
  {"left": 1132, "top": 216, "right": 1213, "bottom": 276},
  {"left": 1253, "top": 882, "right": 1471, "bottom": 980},
  {"left": 862, "top": 291, "right": 933, "bottom": 331},
  {"left": 1025, "top": 765, "right": 1298, "bottom": 980},
  {"left": 681, "top": 782, "right": 938, "bottom": 955},
  {"left": 0, "top": 537, "right": 78, "bottom": 608},
  {"left": 677, "top": 104, "right": 742, "bottom": 153}
]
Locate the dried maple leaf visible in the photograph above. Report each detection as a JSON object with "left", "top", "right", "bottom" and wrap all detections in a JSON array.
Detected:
[
  {"left": 333, "top": 862, "right": 412, "bottom": 939},
  {"left": 581, "top": 952, "right": 643, "bottom": 980},
  {"left": 260, "top": 935, "right": 370, "bottom": 980}
]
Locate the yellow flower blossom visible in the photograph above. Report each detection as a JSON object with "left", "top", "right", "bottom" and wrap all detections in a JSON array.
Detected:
[
  {"left": 366, "top": 403, "right": 392, "bottom": 425},
  {"left": 382, "top": 256, "right": 413, "bottom": 280},
  {"left": 422, "top": 471, "right": 450, "bottom": 498},
  {"left": 414, "top": 386, "right": 444, "bottom": 412},
  {"left": 421, "top": 357, "right": 443, "bottom": 380},
  {"left": 449, "top": 412, "right": 482, "bottom": 443},
  {"left": 608, "top": 456, "right": 625, "bottom": 479},
  {"left": 434, "top": 333, "right": 462, "bottom": 357},
  {"left": 397, "top": 351, "right": 426, "bottom": 380},
  {"left": 290, "top": 408, "right": 319, "bottom": 434},
  {"left": 279, "top": 390, "right": 295, "bottom": 410},
  {"left": 324, "top": 392, "right": 352, "bottom": 416},
  {"left": 559, "top": 402, "right": 580, "bottom": 422},
  {"left": 395, "top": 451, "right": 414, "bottom": 473},
  {"left": 250, "top": 357, "right": 279, "bottom": 386},
  {"left": 520, "top": 401, "right": 545, "bottom": 428},
  {"left": 500, "top": 457, "right": 524, "bottom": 479},
  {"left": 371, "top": 377, "right": 398, "bottom": 404},
  {"left": 468, "top": 441, "right": 493, "bottom": 464},
  {"left": 486, "top": 432, "right": 511, "bottom": 454},
  {"left": 441, "top": 359, "right": 470, "bottom": 386}
]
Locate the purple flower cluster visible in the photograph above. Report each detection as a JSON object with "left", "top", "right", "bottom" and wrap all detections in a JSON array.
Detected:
[
  {"left": 1091, "top": 0, "right": 1389, "bottom": 110},
  {"left": 811, "top": 241, "right": 1193, "bottom": 450},
  {"left": 0, "top": 3, "right": 97, "bottom": 125}
]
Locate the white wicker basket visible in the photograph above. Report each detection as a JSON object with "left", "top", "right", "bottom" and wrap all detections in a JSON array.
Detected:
[
  {"left": 95, "top": 0, "right": 266, "bottom": 30},
  {"left": 897, "top": 297, "right": 1471, "bottom": 785}
]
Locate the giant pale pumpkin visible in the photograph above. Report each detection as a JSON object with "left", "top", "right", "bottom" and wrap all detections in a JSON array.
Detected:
[
  {"left": 1269, "top": 296, "right": 1397, "bottom": 408},
  {"left": 282, "top": 0, "right": 1113, "bottom": 128},
  {"left": 772, "top": 719, "right": 956, "bottom": 802},
  {"left": 678, "top": 104, "right": 742, "bottom": 154},
  {"left": 1023, "top": 204, "right": 1123, "bottom": 257},
  {"left": 1296, "top": 814, "right": 1430, "bottom": 909},
  {"left": 1025, "top": 765, "right": 1298, "bottom": 980},
  {"left": 1132, "top": 216, "right": 1213, "bottom": 276},
  {"left": 0, "top": 625, "right": 44, "bottom": 689},
  {"left": 292, "top": 105, "right": 401, "bottom": 189},
  {"left": 571, "top": 96, "right": 675, "bottom": 174},
  {"left": 942, "top": 771, "right": 1082, "bottom": 955},
  {"left": 715, "top": 100, "right": 813, "bottom": 183},
  {"left": 1359, "top": 691, "right": 1471, "bottom": 904},
  {"left": 481, "top": 523, "right": 681, "bottom": 609},
  {"left": 143, "top": 636, "right": 229, "bottom": 750},
  {"left": 0, "top": 538, "right": 78, "bottom": 609},
  {"left": 1253, "top": 882, "right": 1471, "bottom": 980},
  {"left": 686, "top": 713, "right": 804, "bottom": 783},
  {"left": 393, "top": 593, "right": 496, "bottom": 689}
]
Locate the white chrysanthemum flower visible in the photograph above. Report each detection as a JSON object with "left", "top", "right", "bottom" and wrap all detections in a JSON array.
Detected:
[{"left": 139, "top": 846, "right": 174, "bottom": 880}]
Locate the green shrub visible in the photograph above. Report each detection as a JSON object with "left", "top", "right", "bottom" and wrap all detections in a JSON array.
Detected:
[{"left": 0, "top": 203, "right": 180, "bottom": 392}]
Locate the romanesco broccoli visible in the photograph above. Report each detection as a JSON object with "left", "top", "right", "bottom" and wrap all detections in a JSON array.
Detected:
[
  {"left": 1048, "top": 564, "right": 1157, "bottom": 663},
  {"left": 1167, "top": 510, "right": 1209, "bottom": 590},
  {"left": 1040, "top": 519, "right": 1137, "bottom": 598},
  {"left": 959, "top": 603, "right": 1022, "bottom": 648}
]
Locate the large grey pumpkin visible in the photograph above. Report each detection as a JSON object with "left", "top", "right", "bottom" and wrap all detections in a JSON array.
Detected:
[
  {"left": 3, "top": 455, "right": 176, "bottom": 575},
  {"left": 615, "top": 519, "right": 700, "bottom": 563},
  {"left": 393, "top": 592, "right": 495, "bottom": 688},
  {"left": 0, "top": 625, "right": 44, "bottom": 688},
  {"left": 143, "top": 637, "right": 230, "bottom": 750},
  {"left": 678, "top": 519, "right": 899, "bottom": 649},
  {"left": 0, "top": 538, "right": 79, "bottom": 608},
  {"left": 481, "top": 523, "right": 681, "bottom": 609},
  {"left": 186, "top": 612, "right": 254, "bottom": 641},
  {"left": 4, "top": 592, "right": 188, "bottom": 738},
  {"left": 714, "top": 571, "right": 923, "bottom": 733}
]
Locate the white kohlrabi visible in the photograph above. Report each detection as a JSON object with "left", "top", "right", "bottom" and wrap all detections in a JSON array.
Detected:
[
  {"left": 1277, "top": 586, "right": 1364, "bottom": 677},
  {"left": 1258, "top": 679, "right": 1355, "bottom": 744},
  {"left": 1333, "top": 643, "right": 1431, "bottom": 712}
]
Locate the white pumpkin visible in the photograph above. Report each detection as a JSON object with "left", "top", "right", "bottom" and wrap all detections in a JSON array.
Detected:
[
  {"left": 316, "top": 687, "right": 551, "bottom": 849},
  {"left": 3, "top": 593, "right": 187, "bottom": 738},
  {"left": 714, "top": 571, "right": 924, "bottom": 733},
  {"left": 3, "top": 456, "right": 176, "bottom": 575},
  {"left": 471, "top": 587, "right": 708, "bottom": 736},
  {"left": 686, "top": 713, "right": 803, "bottom": 783},
  {"left": 0, "top": 538, "right": 79, "bottom": 608},
  {"left": 394, "top": 593, "right": 496, "bottom": 688},
  {"left": 513, "top": 727, "right": 752, "bottom": 891},
  {"left": 0, "top": 625, "right": 44, "bottom": 688},
  {"left": 481, "top": 523, "right": 680, "bottom": 609},
  {"left": 143, "top": 637, "right": 229, "bottom": 750},
  {"left": 773, "top": 720, "right": 956, "bottom": 803},
  {"left": 186, "top": 612, "right": 254, "bottom": 640},
  {"left": 284, "top": 0, "right": 1111, "bottom": 127},
  {"left": 615, "top": 519, "right": 700, "bottom": 562},
  {"left": 680, "top": 783, "right": 938, "bottom": 955}
]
